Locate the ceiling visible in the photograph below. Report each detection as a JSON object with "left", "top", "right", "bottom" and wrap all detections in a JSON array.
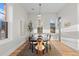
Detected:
[{"left": 20, "top": 3, "right": 67, "bottom": 14}]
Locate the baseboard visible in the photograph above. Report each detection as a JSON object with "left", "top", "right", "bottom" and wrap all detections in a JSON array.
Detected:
[{"left": 8, "top": 39, "right": 27, "bottom": 56}]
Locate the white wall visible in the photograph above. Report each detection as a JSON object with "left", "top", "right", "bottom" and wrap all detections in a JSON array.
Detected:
[
  {"left": 77, "top": 4, "right": 79, "bottom": 50},
  {"left": 0, "top": 4, "right": 29, "bottom": 56},
  {"left": 13, "top": 4, "right": 29, "bottom": 39},
  {"left": 28, "top": 13, "right": 57, "bottom": 34},
  {"left": 58, "top": 3, "right": 79, "bottom": 50}
]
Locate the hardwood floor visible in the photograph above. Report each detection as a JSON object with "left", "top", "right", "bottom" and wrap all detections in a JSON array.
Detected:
[
  {"left": 49, "top": 40, "right": 79, "bottom": 56},
  {"left": 10, "top": 40, "right": 79, "bottom": 56}
]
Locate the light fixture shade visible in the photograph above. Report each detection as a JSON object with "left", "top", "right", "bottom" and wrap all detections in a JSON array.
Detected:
[
  {"left": 37, "top": 14, "right": 42, "bottom": 20},
  {"left": 37, "top": 14, "right": 41, "bottom": 17}
]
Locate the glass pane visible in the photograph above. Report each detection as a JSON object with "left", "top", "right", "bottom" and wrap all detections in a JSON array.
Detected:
[
  {"left": 0, "top": 3, "right": 8, "bottom": 40},
  {"left": 50, "top": 23, "right": 55, "bottom": 33}
]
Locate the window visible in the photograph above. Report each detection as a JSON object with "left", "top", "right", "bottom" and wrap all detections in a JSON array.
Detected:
[
  {"left": 37, "top": 27, "right": 43, "bottom": 34},
  {"left": 50, "top": 23, "right": 55, "bottom": 33},
  {"left": 0, "top": 3, "right": 8, "bottom": 40}
]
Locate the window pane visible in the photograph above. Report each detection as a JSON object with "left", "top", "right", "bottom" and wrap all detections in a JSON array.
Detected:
[{"left": 0, "top": 3, "right": 8, "bottom": 40}]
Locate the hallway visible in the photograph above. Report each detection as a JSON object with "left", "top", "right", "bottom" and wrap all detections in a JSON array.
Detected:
[{"left": 0, "top": 3, "right": 79, "bottom": 56}]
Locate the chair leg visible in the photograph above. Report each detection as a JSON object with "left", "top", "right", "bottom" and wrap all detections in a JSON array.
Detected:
[{"left": 32, "top": 44, "right": 33, "bottom": 53}]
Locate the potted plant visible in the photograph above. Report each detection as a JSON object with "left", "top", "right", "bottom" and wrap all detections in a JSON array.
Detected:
[
  {"left": 28, "top": 22, "right": 33, "bottom": 32},
  {"left": 28, "top": 21, "right": 33, "bottom": 39}
]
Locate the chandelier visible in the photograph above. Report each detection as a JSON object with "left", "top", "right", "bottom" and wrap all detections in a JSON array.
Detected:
[{"left": 37, "top": 3, "right": 42, "bottom": 27}]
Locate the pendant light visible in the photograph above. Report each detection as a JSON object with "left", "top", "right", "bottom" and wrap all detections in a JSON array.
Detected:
[{"left": 37, "top": 3, "right": 42, "bottom": 27}]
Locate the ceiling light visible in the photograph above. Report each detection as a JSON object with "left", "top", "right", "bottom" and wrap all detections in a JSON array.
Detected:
[{"left": 37, "top": 3, "right": 43, "bottom": 27}]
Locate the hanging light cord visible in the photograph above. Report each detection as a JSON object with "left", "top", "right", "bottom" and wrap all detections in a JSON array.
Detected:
[{"left": 39, "top": 3, "right": 41, "bottom": 15}]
